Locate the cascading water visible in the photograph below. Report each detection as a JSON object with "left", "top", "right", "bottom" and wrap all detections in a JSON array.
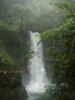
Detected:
[{"left": 27, "top": 31, "right": 48, "bottom": 93}]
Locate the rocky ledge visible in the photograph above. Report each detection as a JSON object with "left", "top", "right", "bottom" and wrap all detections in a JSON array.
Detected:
[{"left": 0, "top": 71, "right": 28, "bottom": 100}]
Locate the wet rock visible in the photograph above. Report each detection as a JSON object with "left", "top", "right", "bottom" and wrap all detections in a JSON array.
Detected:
[{"left": 0, "top": 72, "right": 28, "bottom": 100}]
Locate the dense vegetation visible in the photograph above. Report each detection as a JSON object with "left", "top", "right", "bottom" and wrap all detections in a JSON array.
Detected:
[
  {"left": 42, "top": 1, "right": 75, "bottom": 100},
  {"left": 0, "top": 0, "right": 30, "bottom": 72}
]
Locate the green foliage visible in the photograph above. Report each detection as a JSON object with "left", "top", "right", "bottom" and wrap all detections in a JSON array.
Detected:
[
  {"left": 0, "top": 18, "right": 21, "bottom": 32},
  {"left": 55, "top": 2, "right": 73, "bottom": 9},
  {"left": 42, "top": 1, "right": 75, "bottom": 100},
  {"left": 0, "top": 14, "right": 23, "bottom": 67},
  {"left": 0, "top": 45, "right": 14, "bottom": 65}
]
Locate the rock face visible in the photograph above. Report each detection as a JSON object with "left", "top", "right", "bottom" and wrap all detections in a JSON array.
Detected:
[{"left": 0, "top": 72, "right": 28, "bottom": 100}]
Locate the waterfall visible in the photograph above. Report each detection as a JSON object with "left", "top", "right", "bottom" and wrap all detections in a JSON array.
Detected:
[{"left": 27, "top": 31, "right": 48, "bottom": 93}]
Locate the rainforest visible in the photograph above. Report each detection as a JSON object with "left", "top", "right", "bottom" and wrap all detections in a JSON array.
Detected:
[{"left": 0, "top": 0, "right": 75, "bottom": 100}]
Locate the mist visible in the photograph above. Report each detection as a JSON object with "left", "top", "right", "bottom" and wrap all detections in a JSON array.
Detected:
[{"left": 0, "top": 0, "right": 67, "bottom": 32}]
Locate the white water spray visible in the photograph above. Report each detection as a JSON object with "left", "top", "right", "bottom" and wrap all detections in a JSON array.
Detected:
[{"left": 27, "top": 31, "right": 48, "bottom": 93}]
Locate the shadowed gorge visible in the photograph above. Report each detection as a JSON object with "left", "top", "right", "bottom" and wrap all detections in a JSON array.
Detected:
[{"left": 0, "top": 0, "right": 75, "bottom": 100}]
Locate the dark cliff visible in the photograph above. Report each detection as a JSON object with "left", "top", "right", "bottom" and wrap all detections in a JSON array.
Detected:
[{"left": 0, "top": 71, "right": 28, "bottom": 100}]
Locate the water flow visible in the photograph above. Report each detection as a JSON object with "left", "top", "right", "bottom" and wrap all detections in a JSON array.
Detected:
[{"left": 27, "top": 31, "right": 48, "bottom": 93}]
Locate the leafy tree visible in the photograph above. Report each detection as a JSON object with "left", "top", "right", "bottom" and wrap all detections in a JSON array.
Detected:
[{"left": 42, "top": 1, "right": 75, "bottom": 100}]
